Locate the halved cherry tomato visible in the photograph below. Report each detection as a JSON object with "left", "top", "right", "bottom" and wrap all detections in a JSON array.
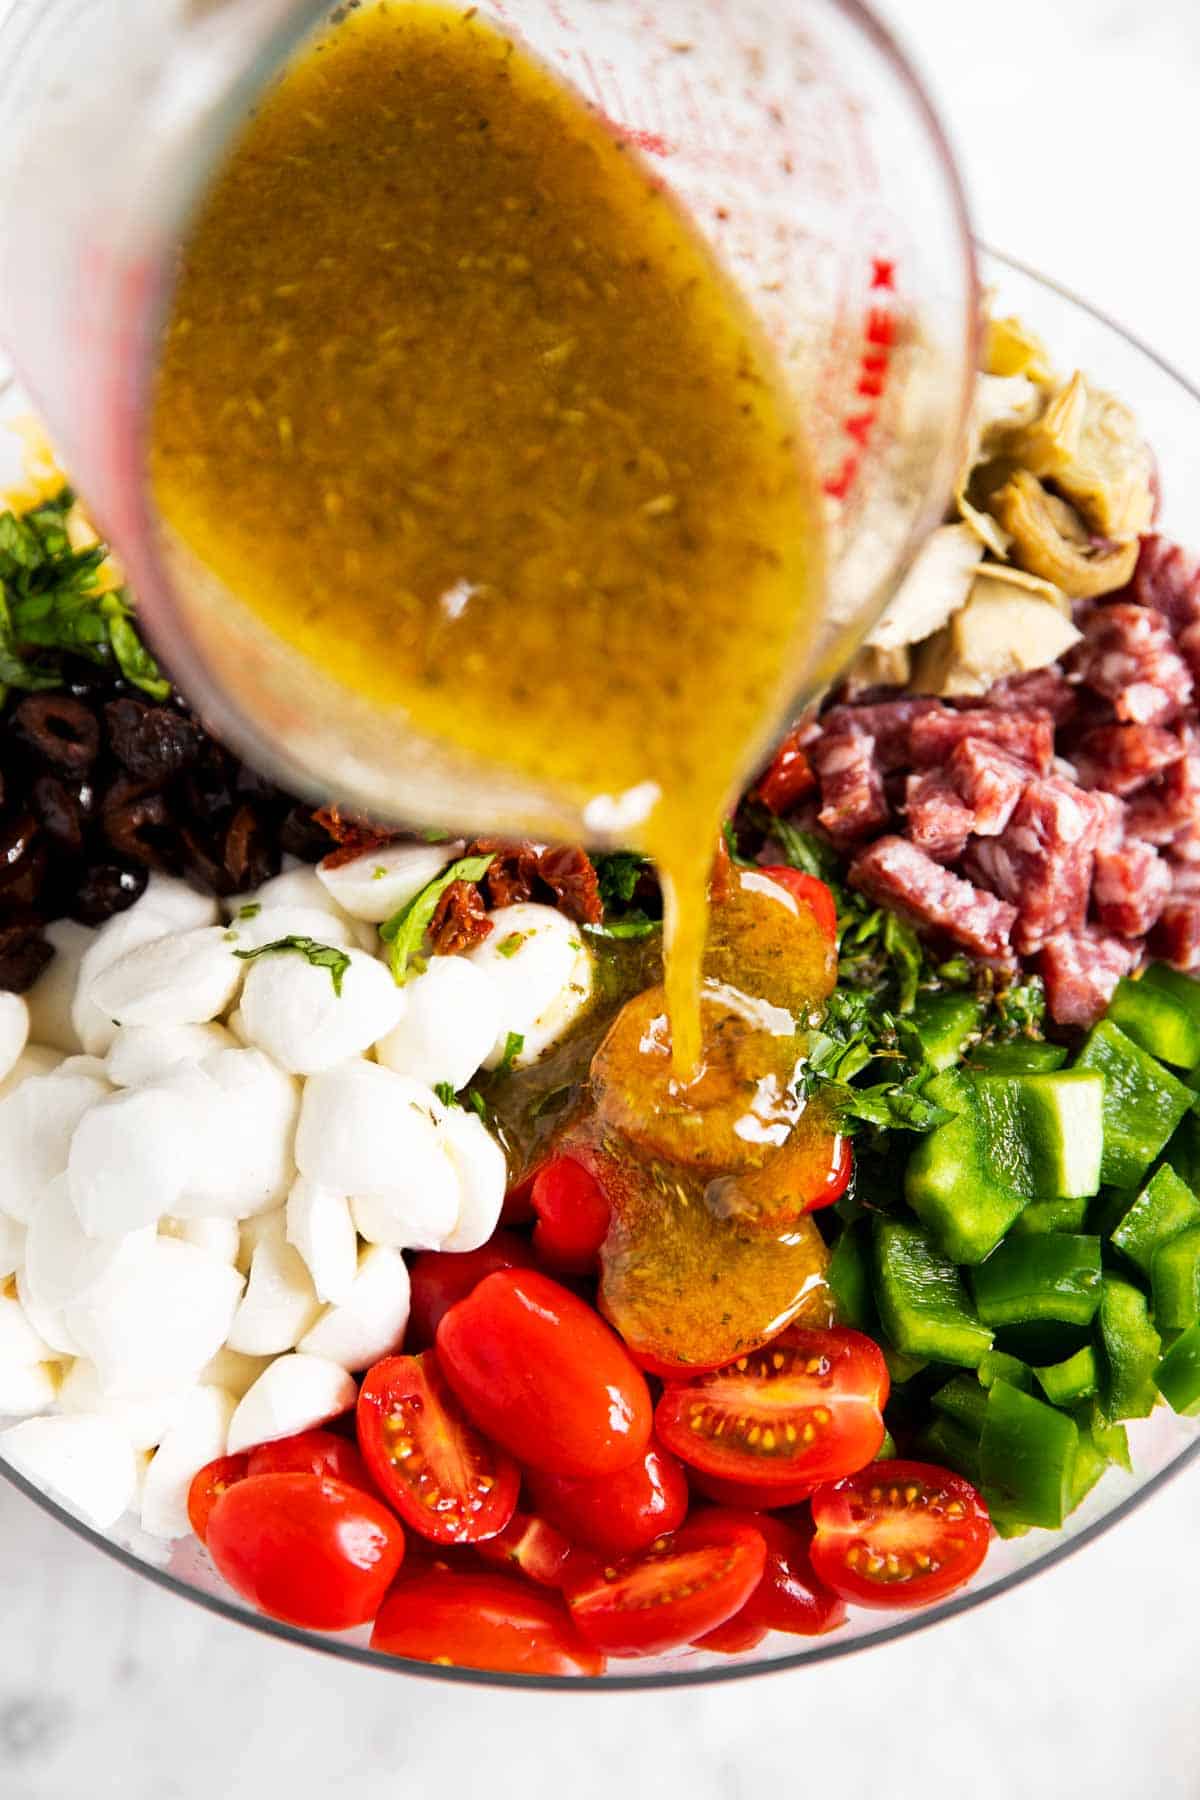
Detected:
[
  {"left": 406, "top": 1231, "right": 537, "bottom": 1350},
  {"left": 530, "top": 1156, "right": 610, "bottom": 1275},
  {"left": 357, "top": 1352, "right": 519, "bottom": 1545},
  {"left": 206, "top": 1473, "right": 405, "bottom": 1630},
  {"left": 247, "top": 1428, "right": 374, "bottom": 1496},
  {"left": 475, "top": 1511, "right": 575, "bottom": 1588},
  {"left": 758, "top": 866, "right": 838, "bottom": 945},
  {"left": 371, "top": 1568, "right": 604, "bottom": 1676},
  {"left": 694, "top": 1506, "right": 846, "bottom": 1638},
  {"left": 755, "top": 727, "right": 817, "bottom": 816},
  {"left": 655, "top": 1326, "right": 889, "bottom": 1491},
  {"left": 436, "top": 1269, "right": 652, "bottom": 1478},
  {"left": 526, "top": 1444, "right": 689, "bottom": 1556},
  {"left": 187, "top": 1452, "right": 249, "bottom": 1544},
  {"left": 564, "top": 1517, "right": 767, "bottom": 1657},
  {"left": 687, "top": 1468, "right": 819, "bottom": 1510},
  {"left": 809, "top": 1460, "right": 991, "bottom": 1610},
  {"left": 693, "top": 1614, "right": 769, "bottom": 1655}
]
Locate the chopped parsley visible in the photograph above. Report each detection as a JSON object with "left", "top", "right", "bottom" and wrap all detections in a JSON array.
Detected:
[
  {"left": 236, "top": 902, "right": 262, "bottom": 921},
  {"left": 593, "top": 851, "right": 647, "bottom": 908},
  {"left": 233, "top": 934, "right": 351, "bottom": 996},
  {"left": 496, "top": 931, "right": 525, "bottom": 959},
  {"left": 496, "top": 1030, "right": 525, "bottom": 1076},
  {"left": 379, "top": 852, "right": 495, "bottom": 985},
  {"left": 584, "top": 913, "right": 657, "bottom": 941},
  {"left": 434, "top": 1081, "right": 459, "bottom": 1107},
  {"left": 465, "top": 1087, "right": 490, "bottom": 1124}
]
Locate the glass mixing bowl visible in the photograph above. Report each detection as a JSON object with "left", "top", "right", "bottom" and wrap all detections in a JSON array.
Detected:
[{"left": 0, "top": 250, "right": 1197, "bottom": 1691}]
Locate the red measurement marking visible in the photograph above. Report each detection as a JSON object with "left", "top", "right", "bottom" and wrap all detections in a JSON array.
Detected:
[
  {"left": 871, "top": 258, "right": 896, "bottom": 291},
  {"left": 618, "top": 125, "right": 674, "bottom": 157},
  {"left": 822, "top": 256, "right": 899, "bottom": 500}
]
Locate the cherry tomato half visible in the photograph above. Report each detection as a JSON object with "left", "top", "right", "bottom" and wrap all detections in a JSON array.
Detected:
[
  {"left": 357, "top": 1352, "right": 520, "bottom": 1545},
  {"left": 693, "top": 1614, "right": 769, "bottom": 1655},
  {"left": 564, "top": 1517, "right": 767, "bottom": 1657},
  {"left": 247, "top": 1428, "right": 374, "bottom": 1496},
  {"left": 758, "top": 867, "right": 838, "bottom": 945},
  {"left": 526, "top": 1444, "right": 690, "bottom": 1557},
  {"left": 530, "top": 1156, "right": 610, "bottom": 1275},
  {"left": 695, "top": 1507, "right": 846, "bottom": 1639},
  {"left": 437, "top": 1269, "right": 652, "bottom": 1478},
  {"left": 755, "top": 728, "right": 817, "bottom": 817},
  {"left": 686, "top": 1468, "right": 819, "bottom": 1511},
  {"left": 188, "top": 1453, "right": 249, "bottom": 1544},
  {"left": 655, "top": 1327, "right": 888, "bottom": 1491},
  {"left": 475, "top": 1511, "right": 575, "bottom": 1588},
  {"left": 809, "top": 1460, "right": 991, "bottom": 1610},
  {"left": 206, "top": 1473, "right": 405, "bottom": 1631},
  {"left": 371, "top": 1568, "right": 604, "bottom": 1676},
  {"left": 406, "top": 1232, "right": 537, "bottom": 1351}
]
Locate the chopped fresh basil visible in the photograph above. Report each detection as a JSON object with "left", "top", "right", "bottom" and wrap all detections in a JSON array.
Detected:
[
  {"left": 379, "top": 852, "right": 495, "bottom": 985},
  {"left": 237, "top": 902, "right": 262, "bottom": 921},
  {"left": 233, "top": 934, "right": 351, "bottom": 996},
  {"left": 496, "top": 1030, "right": 525, "bottom": 1076},
  {"left": 584, "top": 913, "right": 657, "bottom": 941},
  {"left": 434, "top": 1081, "right": 459, "bottom": 1107},
  {"left": 496, "top": 932, "right": 525, "bottom": 959},
  {"left": 593, "top": 851, "right": 647, "bottom": 908}
]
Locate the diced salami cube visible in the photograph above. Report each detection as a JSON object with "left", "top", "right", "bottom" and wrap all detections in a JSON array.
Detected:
[
  {"left": 947, "top": 738, "right": 1032, "bottom": 837},
  {"left": 1126, "top": 534, "right": 1200, "bottom": 632},
  {"left": 1040, "top": 929, "right": 1139, "bottom": 1028},
  {"left": 1069, "top": 603, "right": 1193, "bottom": 726},
  {"left": 1092, "top": 790, "right": 1128, "bottom": 852},
  {"left": 1125, "top": 744, "right": 1200, "bottom": 846},
  {"left": 848, "top": 836, "right": 1017, "bottom": 960},
  {"left": 820, "top": 698, "right": 944, "bottom": 771},
  {"left": 1071, "top": 723, "right": 1184, "bottom": 796},
  {"left": 1178, "top": 620, "right": 1200, "bottom": 687},
  {"left": 1092, "top": 841, "right": 1172, "bottom": 938},
  {"left": 964, "top": 776, "right": 1105, "bottom": 955},
  {"left": 979, "top": 667, "right": 1079, "bottom": 728},
  {"left": 904, "top": 771, "right": 974, "bottom": 863},
  {"left": 1151, "top": 899, "right": 1200, "bottom": 972},
  {"left": 908, "top": 707, "right": 1055, "bottom": 775},
  {"left": 812, "top": 731, "right": 888, "bottom": 845}
]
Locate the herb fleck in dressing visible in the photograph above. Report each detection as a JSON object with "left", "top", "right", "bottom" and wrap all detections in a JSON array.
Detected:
[{"left": 150, "top": 0, "right": 822, "bottom": 1071}]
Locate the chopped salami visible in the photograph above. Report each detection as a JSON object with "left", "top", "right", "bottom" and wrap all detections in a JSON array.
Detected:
[
  {"left": 1092, "top": 790, "right": 1128, "bottom": 852},
  {"left": 905, "top": 771, "right": 974, "bottom": 863},
  {"left": 947, "top": 738, "right": 1032, "bottom": 837},
  {"left": 908, "top": 707, "right": 1055, "bottom": 775},
  {"left": 848, "top": 835, "right": 1017, "bottom": 960},
  {"left": 1151, "top": 899, "right": 1200, "bottom": 971},
  {"left": 1069, "top": 602, "right": 1193, "bottom": 725},
  {"left": 978, "top": 667, "right": 1079, "bottom": 727},
  {"left": 1124, "top": 742, "right": 1200, "bottom": 845},
  {"left": 1125, "top": 534, "right": 1200, "bottom": 631},
  {"left": 821, "top": 698, "right": 943, "bottom": 771},
  {"left": 1071, "top": 723, "right": 1184, "bottom": 796},
  {"left": 964, "top": 776, "right": 1104, "bottom": 955},
  {"left": 1178, "top": 620, "right": 1200, "bottom": 687},
  {"left": 1092, "top": 840, "right": 1172, "bottom": 938},
  {"left": 813, "top": 730, "right": 889, "bottom": 845},
  {"left": 1040, "top": 928, "right": 1138, "bottom": 1027}
]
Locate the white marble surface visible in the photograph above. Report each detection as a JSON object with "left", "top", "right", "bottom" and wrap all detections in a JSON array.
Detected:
[{"left": 3, "top": 2, "right": 1200, "bottom": 1796}]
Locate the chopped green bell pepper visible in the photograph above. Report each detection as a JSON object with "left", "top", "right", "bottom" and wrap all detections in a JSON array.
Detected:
[
  {"left": 1164, "top": 1111, "right": 1200, "bottom": 1191},
  {"left": 904, "top": 1070, "right": 1028, "bottom": 1263},
  {"left": 1108, "top": 973, "right": 1200, "bottom": 1070},
  {"left": 1154, "top": 1321, "right": 1200, "bottom": 1416},
  {"left": 972, "top": 1075, "right": 1038, "bottom": 1197},
  {"left": 931, "top": 1374, "right": 989, "bottom": 1434},
  {"left": 910, "top": 992, "right": 984, "bottom": 1072},
  {"left": 1012, "top": 1071, "right": 1104, "bottom": 1199},
  {"left": 872, "top": 1217, "right": 993, "bottom": 1368},
  {"left": 979, "top": 1380, "right": 1079, "bottom": 1531},
  {"left": 1095, "top": 1275, "right": 1162, "bottom": 1422},
  {"left": 968, "top": 1041, "right": 1069, "bottom": 1074},
  {"left": 1010, "top": 1196, "right": 1090, "bottom": 1236},
  {"left": 827, "top": 1221, "right": 874, "bottom": 1331},
  {"left": 1111, "top": 1164, "right": 1200, "bottom": 1277},
  {"left": 1033, "top": 1344, "right": 1099, "bottom": 1406},
  {"left": 1151, "top": 1222, "right": 1200, "bottom": 1332},
  {"left": 977, "top": 1348, "right": 1035, "bottom": 1392},
  {"left": 1073, "top": 1021, "right": 1192, "bottom": 1189},
  {"left": 921, "top": 1414, "right": 982, "bottom": 1486},
  {"left": 1074, "top": 1401, "right": 1131, "bottom": 1473},
  {"left": 970, "top": 1235, "right": 1102, "bottom": 1329},
  {"left": 1140, "top": 963, "right": 1200, "bottom": 1044}
]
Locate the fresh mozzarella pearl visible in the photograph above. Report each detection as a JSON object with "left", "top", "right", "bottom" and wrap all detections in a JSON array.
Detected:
[
  {"left": 198, "top": 1346, "right": 272, "bottom": 1400},
  {"left": 239, "top": 949, "right": 405, "bottom": 1076},
  {"left": 88, "top": 927, "right": 243, "bottom": 1031},
  {"left": 26, "top": 1175, "right": 153, "bottom": 1313},
  {"left": 106, "top": 1023, "right": 235, "bottom": 1089},
  {"left": 0, "top": 1069, "right": 110, "bottom": 1224},
  {"left": 226, "top": 1352, "right": 357, "bottom": 1455},
  {"left": 0, "top": 992, "right": 30, "bottom": 1084},
  {"left": 438, "top": 1108, "right": 507, "bottom": 1254},
  {"left": 16, "top": 1266, "right": 80, "bottom": 1358},
  {"left": 0, "top": 1215, "right": 24, "bottom": 1281},
  {"left": 375, "top": 956, "right": 503, "bottom": 1091},
  {"left": 231, "top": 868, "right": 374, "bottom": 950},
  {"left": 298, "top": 1245, "right": 410, "bottom": 1370},
  {"left": 140, "top": 1385, "right": 237, "bottom": 1540},
  {"left": 227, "top": 1212, "right": 321, "bottom": 1355},
  {"left": 56, "top": 1056, "right": 110, "bottom": 1079},
  {"left": 0, "top": 1414, "right": 138, "bottom": 1527},
  {"left": 26, "top": 920, "right": 93, "bottom": 1053},
  {"left": 160, "top": 1215, "right": 240, "bottom": 1264},
  {"left": 67, "top": 1082, "right": 199, "bottom": 1237},
  {"left": 140, "top": 875, "right": 222, "bottom": 933},
  {"left": 285, "top": 1177, "right": 358, "bottom": 1305},
  {"left": 316, "top": 841, "right": 464, "bottom": 924},
  {"left": 467, "top": 903, "right": 594, "bottom": 1067},
  {"left": 230, "top": 904, "right": 360, "bottom": 954},
  {"left": 0, "top": 1045, "right": 64, "bottom": 1100},
  {"left": 225, "top": 1008, "right": 249, "bottom": 1045},
  {"left": 64, "top": 1235, "right": 244, "bottom": 1398},
  {"left": 170, "top": 1050, "right": 300, "bottom": 1221},
  {"left": 0, "top": 1293, "right": 53, "bottom": 1367},
  {"left": 0, "top": 1362, "right": 58, "bottom": 1419},
  {"left": 296, "top": 1064, "right": 458, "bottom": 1235},
  {"left": 72, "top": 878, "right": 218, "bottom": 1055},
  {"left": 56, "top": 1359, "right": 187, "bottom": 1454}
]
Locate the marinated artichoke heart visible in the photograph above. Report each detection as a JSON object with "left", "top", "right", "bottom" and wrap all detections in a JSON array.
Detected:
[
  {"left": 954, "top": 372, "right": 1045, "bottom": 556},
  {"left": 1012, "top": 371, "right": 1155, "bottom": 541},
  {"left": 865, "top": 521, "right": 984, "bottom": 653},
  {"left": 990, "top": 467, "right": 1140, "bottom": 599},
  {"left": 845, "top": 642, "right": 913, "bottom": 692},
  {"left": 984, "top": 313, "right": 1056, "bottom": 386},
  {"left": 911, "top": 564, "right": 1081, "bottom": 698}
]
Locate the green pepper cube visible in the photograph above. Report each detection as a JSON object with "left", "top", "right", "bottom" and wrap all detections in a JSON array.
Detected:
[
  {"left": 969, "top": 1041, "right": 1069, "bottom": 1075},
  {"left": 1140, "top": 964, "right": 1200, "bottom": 1052},
  {"left": 1067, "top": 1420, "right": 1110, "bottom": 1513},
  {"left": 904, "top": 1070, "right": 1028, "bottom": 1264},
  {"left": 882, "top": 1343, "right": 928, "bottom": 1385},
  {"left": 872, "top": 1217, "right": 993, "bottom": 1368},
  {"left": 970, "top": 1234, "right": 1102, "bottom": 1330},
  {"left": 910, "top": 992, "right": 984, "bottom": 1072},
  {"left": 827, "top": 1222, "right": 875, "bottom": 1332},
  {"left": 1111, "top": 1164, "right": 1200, "bottom": 1277},
  {"left": 1074, "top": 1021, "right": 1193, "bottom": 1189},
  {"left": 977, "top": 1349, "right": 1035, "bottom": 1392},
  {"left": 1151, "top": 1223, "right": 1200, "bottom": 1332},
  {"left": 1011, "top": 1072, "right": 1104, "bottom": 1199},
  {"left": 1033, "top": 1344, "right": 1099, "bottom": 1407},
  {"left": 980, "top": 1381, "right": 1079, "bottom": 1531},
  {"left": 921, "top": 1415, "right": 982, "bottom": 1487},
  {"left": 1164, "top": 1112, "right": 1200, "bottom": 1191},
  {"left": 1074, "top": 1401, "right": 1132, "bottom": 1474},
  {"left": 1095, "top": 1275, "right": 1162, "bottom": 1422},
  {"left": 1010, "top": 1196, "right": 1090, "bottom": 1236},
  {"left": 1154, "top": 1321, "right": 1200, "bottom": 1416},
  {"left": 931, "top": 1374, "right": 989, "bottom": 1434},
  {"left": 874, "top": 1428, "right": 898, "bottom": 1461},
  {"left": 971, "top": 1075, "right": 1038, "bottom": 1197},
  {"left": 1108, "top": 974, "right": 1200, "bottom": 1071}
]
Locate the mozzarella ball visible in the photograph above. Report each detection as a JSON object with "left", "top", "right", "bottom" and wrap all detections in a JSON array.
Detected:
[
  {"left": 170, "top": 1050, "right": 300, "bottom": 1220},
  {"left": 16, "top": 1265, "right": 80, "bottom": 1358},
  {"left": 67, "top": 1082, "right": 201, "bottom": 1237},
  {"left": 316, "top": 841, "right": 463, "bottom": 924},
  {"left": 141, "top": 1385, "right": 237, "bottom": 1540},
  {"left": 0, "top": 992, "right": 30, "bottom": 1085},
  {"left": 298, "top": 1245, "right": 410, "bottom": 1370},
  {"left": 0, "top": 1362, "right": 58, "bottom": 1419},
  {"left": 0, "top": 1414, "right": 138, "bottom": 1528},
  {"left": 140, "top": 875, "right": 222, "bottom": 933},
  {"left": 0, "top": 1293, "right": 53, "bottom": 1368},
  {"left": 0, "top": 1069, "right": 110, "bottom": 1224},
  {"left": 296, "top": 1062, "right": 456, "bottom": 1211},
  {"left": 0, "top": 1214, "right": 24, "bottom": 1282},
  {"left": 226, "top": 1352, "right": 357, "bottom": 1455},
  {"left": 285, "top": 1177, "right": 358, "bottom": 1305},
  {"left": 88, "top": 927, "right": 243, "bottom": 1031},
  {"left": 467, "top": 903, "right": 594, "bottom": 1067},
  {"left": 26, "top": 1175, "right": 153, "bottom": 1313},
  {"left": 0, "top": 1045, "right": 64, "bottom": 1100},
  {"left": 64, "top": 1235, "right": 244, "bottom": 1397},
  {"left": 231, "top": 867, "right": 373, "bottom": 950},
  {"left": 57, "top": 1359, "right": 188, "bottom": 1454},
  {"left": 72, "top": 879, "right": 217, "bottom": 1056},
  {"left": 159, "top": 1215, "right": 240, "bottom": 1264},
  {"left": 26, "top": 919, "right": 94, "bottom": 1053},
  {"left": 56, "top": 1056, "right": 110, "bottom": 1080},
  {"left": 106, "top": 1022, "right": 235, "bottom": 1089},
  {"left": 375, "top": 956, "right": 503, "bottom": 1091},
  {"left": 230, "top": 904, "right": 359, "bottom": 954},
  {"left": 227, "top": 1212, "right": 321, "bottom": 1355},
  {"left": 438, "top": 1107, "right": 507, "bottom": 1254},
  {"left": 198, "top": 1346, "right": 272, "bottom": 1400},
  {"left": 239, "top": 948, "right": 404, "bottom": 1076}
]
